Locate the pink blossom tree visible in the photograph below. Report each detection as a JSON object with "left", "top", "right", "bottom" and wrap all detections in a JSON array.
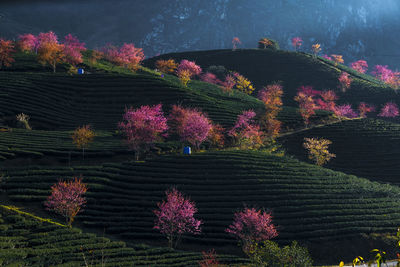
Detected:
[
  {"left": 169, "top": 105, "right": 212, "bottom": 150},
  {"left": 44, "top": 177, "right": 87, "bottom": 227},
  {"left": 153, "top": 188, "right": 202, "bottom": 248},
  {"left": 17, "top": 33, "right": 39, "bottom": 53},
  {"left": 335, "top": 104, "right": 358, "bottom": 119},
  {"left": 350, "top": 60, "right": 368, "bottom": 74},
  {"left": 338, "top": 72, "right": 352, "bottom": 92},
  {"left": 102, "top": 43, "right": 145, "bottom": 71},
  {"left": 176, "top": 59, "right": 202, "bottom": 78},
  {"left": 378, "top": 102, "right": 399, "bottom": 118},
  {"left": 228, "top": 110, "right": 264, "bottom": 149},
  {"left": 291, "top": 37, "right": 302, "bottom": 51},
  {"left": 200, "top": 72, "right": 221, "bottom": 85},
  {"left": 232, "top": 37, "right": 241, "bottom": 50},
  {"left": 322, "top": 54, "right": 332, "bottom": 61},
  {"left": 63, "top": 34, "right": 86, "bottom": 66},
  {"left": 372, "top": 65, "right": 400, "bottom": 89},
  {"left": 226, "top": 207, "right": 278, "bottom": 251},
  {"left": 118, "top": 104, "right": 168, "bottom": 160},
  {"left": 358, "top": 102, "right": 375, "bottom": 118},
  {"left": 220, "top": 74, "right": 236, "bottom": 92}
]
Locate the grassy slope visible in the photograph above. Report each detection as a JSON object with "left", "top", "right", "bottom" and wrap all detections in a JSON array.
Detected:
[
  {"left": 143, "top": 49, "right": 399, "bottom": 109},
  {"left": 0, "top": 205, "right": 246, "bottom": 266},
  {"left": 280, "top": 118, "right": 400, "bottom": 185},
  {"left": 3, "top": 150, "right": 400, "bottom": 263}
]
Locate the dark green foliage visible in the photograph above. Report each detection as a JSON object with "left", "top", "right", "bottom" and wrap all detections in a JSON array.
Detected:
[
  {"left": 258, "top": 38, "right": 280, "bottom": 50},
  {"left": 280, "top": 118, "right": 400, "bottom": 185},
  {"left": 0, "top": 206, "right": 246, "bottom": 266},
  {"left": 4, "top": 151, "right": 400, "bottom": 257},
  {"left": 247, "top": 240, "right": 312, "bottom": 267}
]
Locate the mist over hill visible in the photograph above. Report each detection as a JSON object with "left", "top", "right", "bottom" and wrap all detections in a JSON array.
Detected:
[{"left": 2, "top": 0, "right": 400, "bottom": 70}]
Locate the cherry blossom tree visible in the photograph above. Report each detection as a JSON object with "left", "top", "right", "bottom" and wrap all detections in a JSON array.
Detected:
[
  {"left": 153, "top": 188, "right": 202, "bottom": 248},
  {"left": 17, "top": 34, "right": 38, "bottom": 53},
  {"left": 176, "top": 59, "right": 202, "bottom": 78},
  {"left": 63, "top": 34, "right": 86, "bottom": 66},
  {"left": 226, "top": 207, "right": 278, "bottom": 251},
  {"left": 200, "top": 72, "right": 221, "bottom": 85},
  {"left": 378, "top": 102, "right": 399, "bottom": 118},
  {"left": 198, "top": 249, "right": 220, "bottom": 267},
  {"left": 102, "top": 43, "right": 145, "bottom": 71},
  {"left": 220, "top": 74, "right": 236, "bottom": 92},
  {"left": 0, "top": 39, "right": 15, "bottom": 69},
  {"left": 232, "top": 37, "right": 241, "bottom": 50},
  {"left": 372, "top": 65, "right": 400, "bottom": 89},
  {"left": 229, "top": 110, "right": 264, "bottom": 149},
  {"left": 37, "top": 31, "right": 65, "bottom": 72},
  {"left": 338, "top": 72, "right": 352, "bottom": 92},
  {"left": 44, "top": 177, "right": 87, "bottom": 227},
  {"left": 350, "top": 60, "right": 368, "bottom": 74},
  {"left": 169, "top": 105, "right": 212, "bottom": 150},
  {"left": 358, "top": 102, "right": 375, "bottom": 118},
  {"left": 291, "top": 37, "right": 302, "bottom": 51},
  {"left": 322, "top": 54, "right": 332, "bottom": 61},
  {"left": 118, "top": 104, "right": 168, "bottom": 160},
  {"left": 317, "top": 90, "right": 337, "bottom": 112},
  {"left": 335, "top": 104, "right": 358, "bottom": 119},
  {"left": 294, "top": 87, "right": 317, "bottom": 126}
]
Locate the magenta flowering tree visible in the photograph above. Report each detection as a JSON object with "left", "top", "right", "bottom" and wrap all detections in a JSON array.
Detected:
[
  {"left": 102, "top": 43, "right": 145, "bottom": 71},
  {"left": 118, "top": 104, "right": 168, "bottom": 160},
  {"left": 358, "top": 102, "right": 375, "bottom": 118},
  {"left": 338, "top": 72, "right": 352, "bottom": 92},
  {"left": 291, "top": 37, "right": 302, "bottom": 51},
  {"left": 229, "top": 110, "right": 264, "bottom": 149},
  {"left": 17, "top": 33, "right": 39, "bottom": 53},
  {"left": 372, "top": 65, "right": 400, "bottom": 89},
  {"left": 44, "top": 177, "right": 87, "bottom": 227},
  {"left": 322, "top": 54, "right": 332, "bottom": 61},
  {"left": 378, "top": 102, "right": 399, "bottom": 118},
  {"left": 232, "top": 37, "right": 241, "bottom": 50},
  {"left": 200, "top": 72, "right": 221, "bottom": 85},
  {"left": 153, "top": 188, "right": 202, "bottom": 248},
  {"left": 169, "top": 105, "right": 212, "bottom": 150},
  {"left": 335, "top": 104, "right": 358, "bottom": 119},
  {"left": 63, "top": 34, "right": 86, "bottom": 66},
  {"left": 176, "top": 59, "right": 202, "bottom": 78},
  {"left": 226, "top": 207, "right": 278, "bottom": 251},
  {"left": 350, "top": 60, "right": 368, "bottom": 74}
]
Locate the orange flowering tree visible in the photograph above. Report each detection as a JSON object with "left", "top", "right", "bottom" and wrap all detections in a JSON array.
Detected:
[
  {"left": 71, "top": 125, "right": 95, "bottom": 160},
  {"left": 331, "top": 54, "right": 344, "bottom": 66},
  {"left": 37, "top": 32, "right": 65, "bottom": 72},
  {"left": 0, "top": 39, "right": 15, "bottom": 69},
  {"left": 156, "top": 59, "right": 178, "bottom": 74},
  {"left": 311, "top": 44, "right": 321, "bottom": 57},
  {"left": 258, "top": 83, "right": 283, "bottom": 138}
]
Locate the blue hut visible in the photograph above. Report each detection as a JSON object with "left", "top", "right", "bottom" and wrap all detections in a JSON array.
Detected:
[{"left": 183, "top": 146, "right": 191, "bottom": 155}]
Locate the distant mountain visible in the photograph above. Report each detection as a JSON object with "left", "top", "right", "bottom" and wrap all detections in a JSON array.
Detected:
[{"left": 2, "top": 0, "right": 400, "bottom": 69}]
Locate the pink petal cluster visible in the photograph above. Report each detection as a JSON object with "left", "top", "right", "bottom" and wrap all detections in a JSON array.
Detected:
[
  {"left": 18, "top": 33, "right": 39, "bottom": 53},
  {"left": 153, "top": 188, "right": 202, "bottom": 244},
  {"left": 103, "top": 43, "right": 145, "bottom": 69},
  {"left": 226, "top": 207, "right": 278, "bottom": 245},
  {"left": 44, "top": 177, "right": 87, "bottom": 225},
  {"left": 228, "top": 110, "right": 257, "bottom": 137},
  {"left": 322, "top": 54, "right": 332, "bottom": 60},
  {"left": 219, "top": 74, "right": 236, "bottom": 92},
  {"left": 358, "top": 102, "right": 375, "bottom": 118},
  {"left": 350, "top": 60, "right": 368, "bottom": 74},
  {"left": 177, "top": 59, "right": 202, "bottom": 78},
  {"left": 372, "top": 65, "right": 400, "bottom": 89},
  {"left": 335, "top": 104, "right": 358, "bottom": 118},
  {"left": 378, "top": 102, "right": 399, "bottom": 118},
  {"left": 338, "top": 72, "right": 352, "bottom": 92},
  {"left": 118, "top": 104, "right": 168, "bottom": 152},
  {"left": 200, "top": 72, "right": 221, "bottom": 85},
  {"left": 291, "top": 37, "right": 302, "bottom": 50},
  {"left": 169, "top": 105, "right": 212, "bottom": 149},
  {"left": 63, "top": 34, "right": 86, "bottom": 65}
]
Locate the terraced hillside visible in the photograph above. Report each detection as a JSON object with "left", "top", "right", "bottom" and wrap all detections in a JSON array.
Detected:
[
  {"left": 0, "top": 205, "right": 246, "bottom": 266},
  {"left": 280, "top": 118, "right": 400, "bottom": 185},
  {"left": 144, "top": 49, "right": 399, "bottom": 108},
  {"left": 0, "top": 71, "right": 264, "bottom": 131},
  {"left": 3, "top": 150, "right": 400, "bottom": 263}
]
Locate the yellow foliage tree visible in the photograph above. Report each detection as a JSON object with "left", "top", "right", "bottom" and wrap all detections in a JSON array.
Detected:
[
  {"left": 303, "top": 137, "right": 335, "bottom": 166},
  {"left": 311, "top": 44, "right": 321, "bottom": 57},
  {"left": 331, "top": 54, "right": 344, "bottom": 66},
  {"left": 71, "top": 125, "right": 95, "bottom": 160},
  {"left": 177, "top": 69, "right": 191, "bottom": 87},
  {"left": 156, "top": 59, "right": 178, "bottom": 74},
  {"left": 235, "top": 74, "right": 255, "bottom": 95}
]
